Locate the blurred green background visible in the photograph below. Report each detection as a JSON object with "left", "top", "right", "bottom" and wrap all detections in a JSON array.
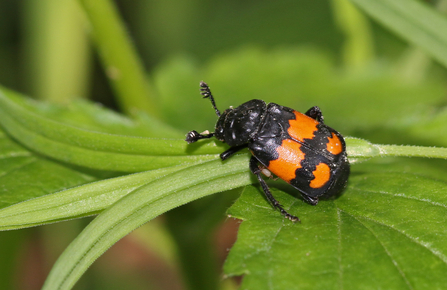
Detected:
[
  {"left": 0, "top": 0, "right": 446, "bottom": 289},
  {"left": 0, "top": 0, "right": 408, "bottom": 108}
]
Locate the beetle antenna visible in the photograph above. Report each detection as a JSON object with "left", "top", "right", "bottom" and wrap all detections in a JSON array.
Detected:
[{"left": 200, "top": 81, "right": 221, "bottom": 117}]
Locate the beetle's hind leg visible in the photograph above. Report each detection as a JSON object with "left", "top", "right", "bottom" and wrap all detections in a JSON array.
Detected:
[
  {"left": 249, "top": 156, "right": 300, "bottom": 222},
  {"left": 185, "top": 130, "right": 214, "bottom": 144},
  {"left": 301, "top": 194, "right": 319, "bottom": 206},
  {"left": 305, "top": 106, "right": 324, "bottom": 123}
]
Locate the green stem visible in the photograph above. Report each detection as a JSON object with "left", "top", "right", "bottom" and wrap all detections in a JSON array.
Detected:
[
  {"left": 24, "top": 0, "right": 90, "bottom": 102},
  {"left": 331, "top": 0, "right": 374, "bottom": 68},
  {"left": 376, "top": 144, "right": 447, "bottom": 158},
  {"left": 346, "top": 137, "right": 447, "bottom": 163},
  {"left": 77, "top": 0, "right": 156, "bottom": 116}
]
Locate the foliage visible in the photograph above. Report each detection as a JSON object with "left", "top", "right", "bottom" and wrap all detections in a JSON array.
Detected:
[{"left": 0, "top": 0, "right": 447, "bottom": 289}]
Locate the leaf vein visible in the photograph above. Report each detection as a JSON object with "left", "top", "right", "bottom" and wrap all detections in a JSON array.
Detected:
[
  {"left": 351, "top": 187, "right": 447, "bottom": 209},
  {"left": 338, "top": 207, "right": 447, "bottom": 264},
  {"left": 337, "top": 208, "right": 343, "bottom": 290},
  {"left": 341, "top": 209, "right": 414, "bottom": 289}
]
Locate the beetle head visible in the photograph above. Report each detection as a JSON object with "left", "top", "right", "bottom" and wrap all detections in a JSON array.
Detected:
[{"left": 214, "top": 99, "right": 266, "bottom": 147}]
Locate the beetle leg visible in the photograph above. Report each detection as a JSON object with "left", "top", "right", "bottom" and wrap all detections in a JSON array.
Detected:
[
  {"left": 249, "top": 156, "right": 300, "bottom": 222},
  {"left": 305, "top": 106, "right": 324, "bottom": 123},
  {"left": 185, "top": 130, "right": 214, "bottom": 144},
  {"left": 220, "top": 144, "right": 248, "bottom": 160},
  {"left": 301, "top": 194, "right": 319, "bottom": 206}
]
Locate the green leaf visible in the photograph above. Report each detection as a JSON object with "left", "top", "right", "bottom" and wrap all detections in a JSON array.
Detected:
[
  {"left": 348, "top": 0, "right": 447, "bottom": 68},
  {"left": 0, "top": 87, "right": 181, "bottom": 138},
  {"left": 224, "top": 160, "right": 447, "bottom": 289},
  {"left": 1, "top": 45, "right": 445, "bottom": 290},
  {"left": 0, "top": 128, "right": 102, "bottom": 210},
  {"left": 0, "top": 87, "right": 227, "bottom": 228},
  {"left": 0, "top": 164, "right": 191, "bottom": 230},
  {"left": 0, "top": 88, "right": 221, "bottom": 172},
  {"left": 42, "top": 155, "right": 252, "bottom": 290}
]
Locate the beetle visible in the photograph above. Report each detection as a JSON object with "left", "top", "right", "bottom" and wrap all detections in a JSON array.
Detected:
[{"left": 186, "top": 82, "right": 350, "bottom": 222}]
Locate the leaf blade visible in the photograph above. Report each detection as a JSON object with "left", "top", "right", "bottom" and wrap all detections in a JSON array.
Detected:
[
  {"left": 0, "top": 127, "right": 105, "bottom": 210},
  {"left": 349, "top": 0, "right": 447, "bottom": 67},
  {"left": 0, "top": 164, "right": 193, "bottom": 230},
  {"left": 0, "top": 89, "right": 220, "bottom": 172},
  {"left": 224, "top": 161, "right": 447, "bottom": 289},
  {"left": 42, "top": 155, "right": 252, "bottom": 290}
]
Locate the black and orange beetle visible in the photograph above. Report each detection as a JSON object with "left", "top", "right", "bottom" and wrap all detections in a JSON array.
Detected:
[{"left": 186, "top": 82, "right": 350, "bottom": 222}]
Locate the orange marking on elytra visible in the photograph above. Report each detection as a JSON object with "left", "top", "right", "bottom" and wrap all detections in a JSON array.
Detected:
[
  {"left": 268, "top": 139, "right": 305, "bottom": 183},
  {"left": 310, "top": 163, "right": 331, "bottom": 188},
  {"left": 287, "top": 111, "right": 319, "bottom": 142},
  {"left": 326, "top": 132, "right": 343, "bottom": 155}
]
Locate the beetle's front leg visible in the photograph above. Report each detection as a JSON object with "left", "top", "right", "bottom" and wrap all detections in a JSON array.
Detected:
[
  {"left": 185, "top": 130, "right": 214, "bottom": 144},
  {"left": 220, "top": 144, "right": 248, "bottom": 160}
]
